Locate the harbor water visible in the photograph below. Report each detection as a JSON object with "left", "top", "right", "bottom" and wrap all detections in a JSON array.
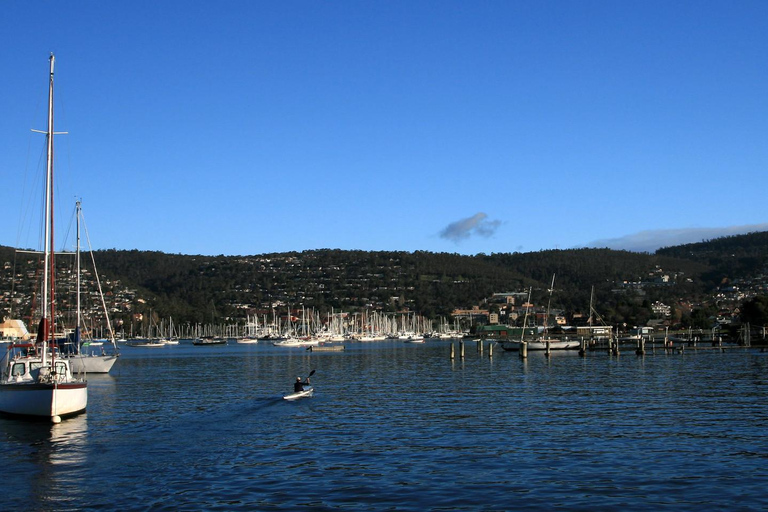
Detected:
[{"left": 3, "top": 340, "right": 768, "bottom": 511}]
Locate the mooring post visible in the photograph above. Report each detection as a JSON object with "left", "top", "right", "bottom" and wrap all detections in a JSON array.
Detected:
[
  {"left": 478, "top": 339, "right": 483, "bottom": 354},
  {"left": 488, "top": 341, "right": 493, "bottom": 358},
  {"left": 460, "top": 340, "right": 465, "bottom": 359},
  {"left": 636, "top": 337, "right": 645, "bottom": 356},
  {"left": 450, "top": 343, "right": 455, "bottom": 360},
  {"left": 520, "top": 341, "right": 528, "bottom": 359},
  {"left": 578, "top": 337, "right": 586, "bottom": 357},
  {"left": 545, "top": 339, "right": 551, "bottom": 358}
]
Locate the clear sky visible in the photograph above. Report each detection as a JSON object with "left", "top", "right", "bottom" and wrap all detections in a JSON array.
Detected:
[{"left": 1, "top": 1, "right": 766, "bottom": 256}]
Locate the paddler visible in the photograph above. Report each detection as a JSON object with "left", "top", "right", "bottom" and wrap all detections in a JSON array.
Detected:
[{"left": 294, "top": 376, "right": 310, "bottom": 393}]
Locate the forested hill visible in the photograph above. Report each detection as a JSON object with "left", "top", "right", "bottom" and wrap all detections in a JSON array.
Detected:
[
  {"left": 657, "top": 231, "right": 768, "bottom": 285},
  {"left": 3, "top": 231, "right": 767, "bottom": 327},
  {"left": 63, "top": 247, "right": 710, "bottom": 323}
]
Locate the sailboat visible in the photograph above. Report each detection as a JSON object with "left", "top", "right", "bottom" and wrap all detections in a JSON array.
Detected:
[
  {"left": 64, "top": 201, "right": 119, "bottom": 373},
  {"left": 500, "top": 276, "right": 580, "bottom": 351},
  {"left": 0, "top": 54, "right": 88, "bottom": 422}
]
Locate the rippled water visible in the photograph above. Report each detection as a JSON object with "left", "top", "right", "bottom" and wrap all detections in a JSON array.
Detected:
[{"left": 3, "top": 341, "right": 768, "bottom": 511}]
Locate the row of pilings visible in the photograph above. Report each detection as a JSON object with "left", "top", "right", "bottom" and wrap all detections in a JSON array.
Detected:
[{"left": 450, "top": 336, "right": 746, "bottom": 361}]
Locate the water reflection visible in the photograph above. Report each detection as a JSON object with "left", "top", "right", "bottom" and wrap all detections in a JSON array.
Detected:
[{"left": 2, "top": 413, "right": 89, "bottom": 509}]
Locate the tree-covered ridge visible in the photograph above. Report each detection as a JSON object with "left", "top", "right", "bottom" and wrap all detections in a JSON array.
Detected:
[
  {"left": 84, "top": 247, "right": 707, "bottom": 323},
  {"left": 657, "top": 231, "right": 768, "bottom": 287},
  {"left": 3, "top": 231, "right": 768, "bottom": 330}
]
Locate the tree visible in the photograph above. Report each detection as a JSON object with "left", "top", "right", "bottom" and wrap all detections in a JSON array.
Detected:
[{"left": 740, "top": 296, "right": 768, "bottom": 326}]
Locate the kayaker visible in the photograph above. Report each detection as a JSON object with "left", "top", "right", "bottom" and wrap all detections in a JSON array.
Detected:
[{"left": 294, "top": 376, "right": 310, "bottom": 393}]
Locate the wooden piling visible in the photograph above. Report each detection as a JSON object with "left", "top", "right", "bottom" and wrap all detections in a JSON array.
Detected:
[
  {"left": 460, "top": 340, "right": 465, "bottom": 359},
  {"left": 488, "top": 341, "right": 493, "bottom": 358},
  {"left": 450, "top": 343, "right": 455, "bottom": 360},
  {"left": 520, "top": 341, "right": 528, "bottom": 359}
]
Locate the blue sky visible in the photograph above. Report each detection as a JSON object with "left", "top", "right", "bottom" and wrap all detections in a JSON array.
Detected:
[{"left": 1, "top": 1, "right": 766, "bottom": 256}]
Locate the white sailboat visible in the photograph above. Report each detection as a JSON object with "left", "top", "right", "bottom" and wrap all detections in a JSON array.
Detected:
[
  {"left": 500, "top": 278, "right": 580, "bottom": 351},
  {"left": 0, "top": 55, "right": 88, "bottom": 422},
  {"left": 65, "top": 201, "right": 119, "bottom": 373}
]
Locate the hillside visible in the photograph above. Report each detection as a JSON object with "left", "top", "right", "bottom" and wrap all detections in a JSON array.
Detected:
[
  {"left": 657, "top": 231, "right": 768, "bottom": 286},
  {"left": 3, "top": 232, "right": 768, "bottom": 332}
]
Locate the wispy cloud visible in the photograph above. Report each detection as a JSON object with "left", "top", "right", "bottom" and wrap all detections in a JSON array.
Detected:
[
  {"left": 587, "top": 223, "right": 768, "bottom": 253},
  {"left": 440, "top": 213, "right": 502, "bottom": 243}
]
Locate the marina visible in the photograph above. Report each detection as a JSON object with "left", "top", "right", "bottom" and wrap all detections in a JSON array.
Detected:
[
  {"left": 2, "top": 340, "right": 767, "bottom": 510},
  {"left": 2, "top": 7, "right": 768, "bottom": 511}
]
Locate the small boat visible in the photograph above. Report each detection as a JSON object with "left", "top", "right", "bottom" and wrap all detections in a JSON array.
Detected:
[
  {"left": 192, "top": 337, "right": 227, "bottom": 346},
  {"left": 308, "top": 345, "right": 345, "bottom": 352},
  {"left": 126, "top": 338, "right": 166, "bottom": 348},
  {"left": 272, "top": 337, "right": 321, "bottom": 348},
  {"left": 283, "top": 387, "right": 314, "bottom": 401},
  {"left": 499, "top": 338, "right": 581, "bottom": 351}
]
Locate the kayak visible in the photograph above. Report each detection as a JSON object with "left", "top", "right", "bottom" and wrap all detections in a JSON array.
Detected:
[{"left": 283, "top": 387, "right": 314, "bottom": 401}]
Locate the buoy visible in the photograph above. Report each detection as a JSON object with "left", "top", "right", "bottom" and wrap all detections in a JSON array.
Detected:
[{"left": 52, "top": 415, "right": 61, "bottom": 424}]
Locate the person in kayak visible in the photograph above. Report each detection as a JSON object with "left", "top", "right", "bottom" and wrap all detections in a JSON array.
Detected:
[{"left": 294, "top": 376, "right": 310, "bottom": 393}]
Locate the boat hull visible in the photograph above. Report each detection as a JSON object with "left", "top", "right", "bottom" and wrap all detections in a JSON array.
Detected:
[
  {"left": 283, "top": 387, "right": 314, "bottom": 400},
  {"left": 68, "top": 354, "right": 119, "bottom": 374},
  {"left": 0, "top": 382, "right": 87, "bottom": 419},
  {"left": 499, "top": 339, "right": 581, "bottom": 351}
]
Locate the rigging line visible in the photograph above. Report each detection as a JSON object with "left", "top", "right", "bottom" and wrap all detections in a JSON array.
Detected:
[{"left": 80, "top": 208, "right": 117, "bottom": 346}]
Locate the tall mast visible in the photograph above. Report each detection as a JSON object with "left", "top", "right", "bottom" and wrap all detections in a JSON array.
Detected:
[
  {"left": 42, "top": 53, "right": 56, "bottom": 345},
  {"left": 76, "top": 200, "right": 82, "bottom": 348}
]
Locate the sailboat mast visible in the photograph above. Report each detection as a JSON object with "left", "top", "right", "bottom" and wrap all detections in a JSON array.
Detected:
[
  {"left": 521, "top": 287, "right": 532, "bottom": 342},
  {"left": 42, "top": 53, "right": 56, "bottom": 346},
  {"left": 544, "top": 274, "right": 555, "bottom": 334},
  {"left": 76, "top": 200, "right": 82, "bottom": 345}
]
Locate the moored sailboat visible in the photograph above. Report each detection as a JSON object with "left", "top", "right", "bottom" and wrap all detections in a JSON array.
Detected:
[
  {"left": 0, "top": 55, "right": 87, "bottom": 422},
  {"left": 64, "top": 201, "right": 119, "bottom": 373},
  {"left": 499, "top": 279, "right": 580, "bottom": 352}
]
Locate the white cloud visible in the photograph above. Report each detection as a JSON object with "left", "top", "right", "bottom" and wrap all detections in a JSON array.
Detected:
[{"left": 586, "top": 224, "right": 768, "bottom": 253}]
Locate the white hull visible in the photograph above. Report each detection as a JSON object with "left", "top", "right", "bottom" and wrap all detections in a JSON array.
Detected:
[
  {"left": 500, "top": 339, "right": 581, "bottom": 351},
  {"left": 272, "top": 338, "right": 321, "bottom": 347},
  {"left": 67, "top": 354, "right": 119, "bottom": 374},
  {"left": 0, "top": 382, "right": 87, "bottom": 418},
  {"left": 283, "top": 387, "right": 314, "bottom": 400}
]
